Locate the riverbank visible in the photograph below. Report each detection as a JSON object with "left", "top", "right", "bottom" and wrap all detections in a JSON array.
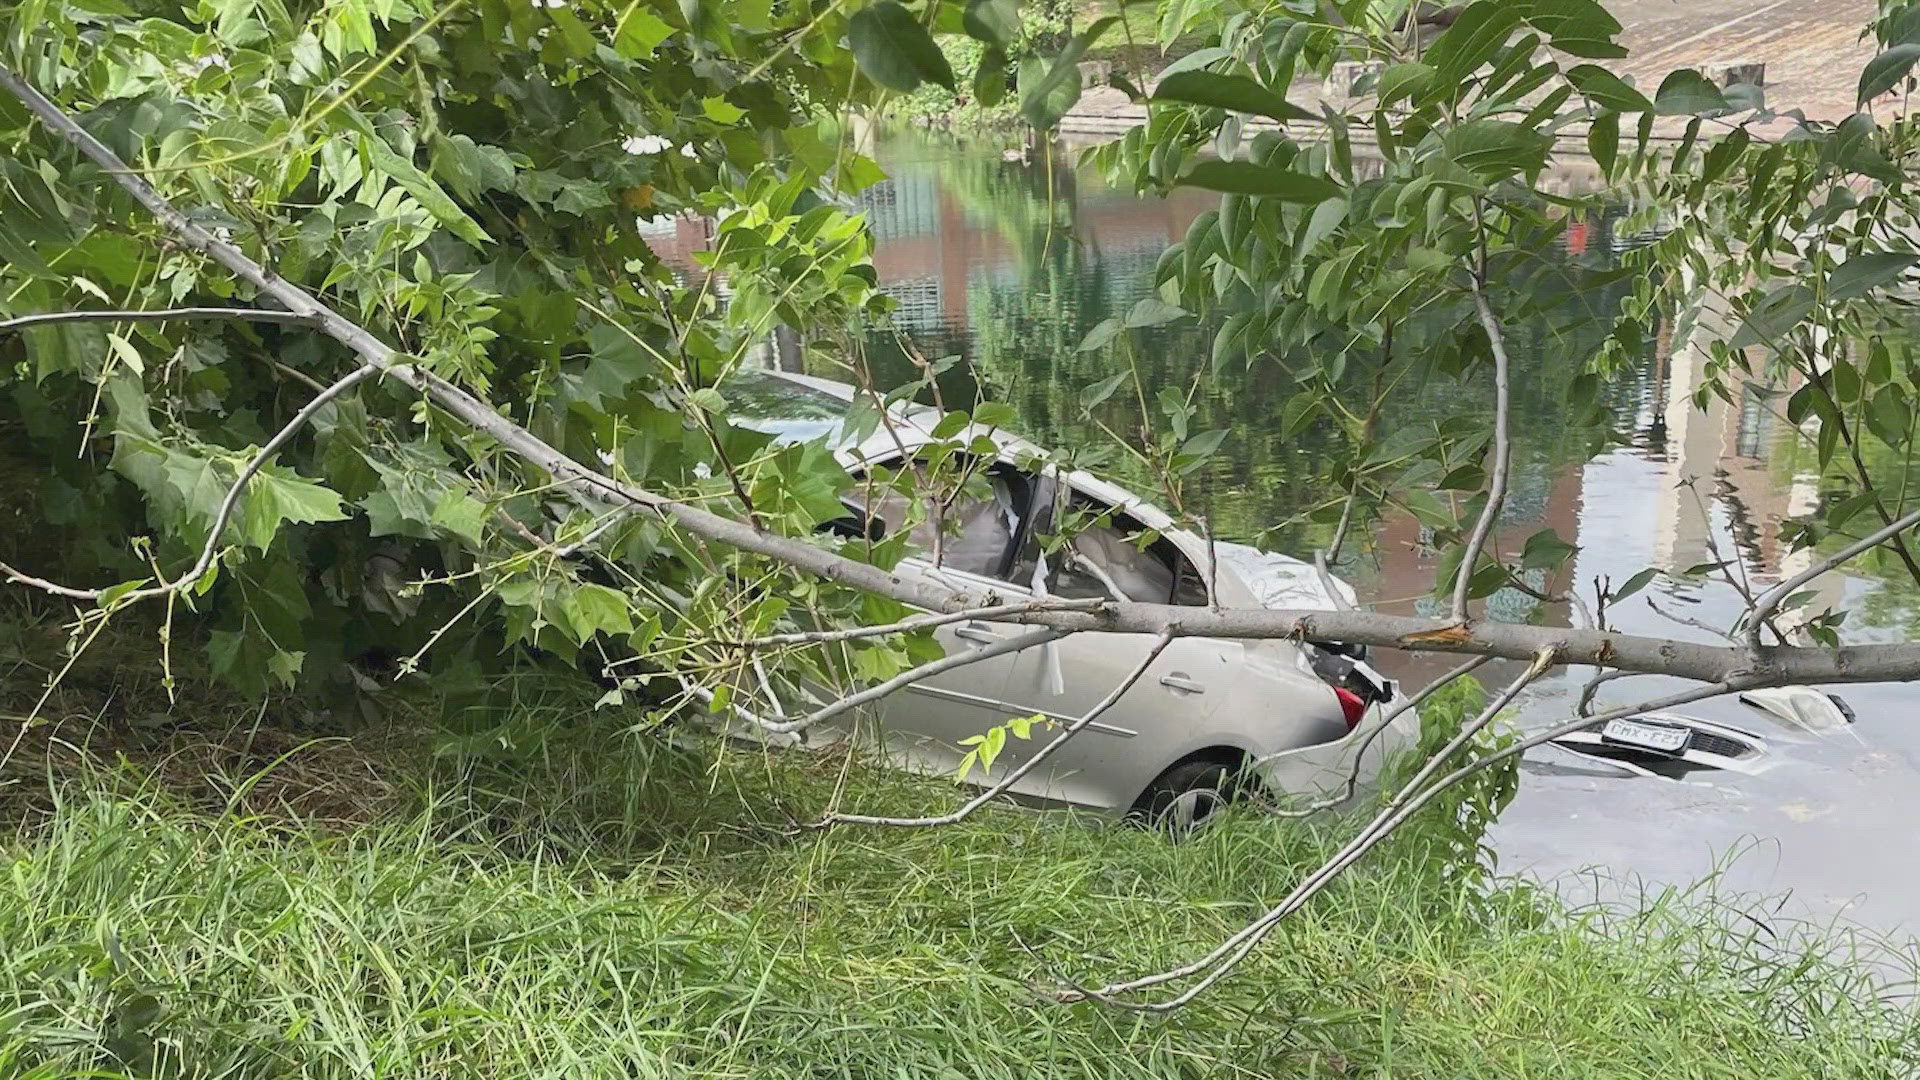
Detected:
[{"left": 2, "top": 693, "right": 1916, "bottom": 1076}]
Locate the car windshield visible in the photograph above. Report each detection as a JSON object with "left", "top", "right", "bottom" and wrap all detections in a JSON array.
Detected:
[{"left": 721, "top": 370, "right": 853, "bottom": 445}]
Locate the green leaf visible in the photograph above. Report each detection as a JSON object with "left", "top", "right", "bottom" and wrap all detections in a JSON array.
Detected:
[
  {"left": 1859, "top": 45, "right": 1920, "bottom": 105},
  {"left": 1080, "top": 371, "right": 1129, "bottom": 409},
  {"left": 849, "top": 1, "right": 955, "bottom": 92},
  {"left": 430, "top": 490, "right": 488, "bottom": 545},
  {"left": 1565, "top": 63, "right": 1649, "bottom": 112},
  {"left": 961, "top": 0, "right": 1016, "bottom": 47},
  {"left": 688, "top": 386, "right": 728, "bottom": 413},
  {"left": 1730, "top": 285, "right": 1814, "bottom": 349},
  {"left": 1018, "top": 16, "right": 1116, "bottom": 128},
  {"left": 1151, "top": 71, "right": 1314, "bottom": 123},
  {"left": 239, "top": 466, "right": 350, "bottom": 551},
  {"left": 1179, "top": 428, "right": 1229, "bottom": 461},
  {"left": 930, "top": 410, "right": 971, "bottom": 438},
  {"left": 1373, "top": 62, "right": 1434, "bottom": 106},
  {"left": 358, "top": 134, "right": 491, "bottom": 246},
  {"left": 973, "top": 47, "right": 1009, "bottom": 107},
  {"left": 1828, "top": 252, "right": 1920, "bottom": 301},
  {"left": 1652, "top": 69, "right": 1729, "bottom": 116},
  {"left": 612, "top": 4, "right": 674, "bottom": 58},
  {"left": 1124, "top": 297, "right": 1188, "bottom": 327},
  {"left": 105, "top": 331, "right": 145, "bottom": 376},
  {"left": 1425, "top": 2, "right": 1524, "bottom": 87},
  {"left": 1520, "top": 528, "right": 1576, "bottom": 570},
  {"left": 562, "top": 581, "right": 635, "bottom": 642},
  {"left": 1078, "top": 317, "right": 1123, "bottom": 351},
  {"left": 1175, "top": 160, "right": 1340, "bottom": 201},
  {"left": 1443, "top": 119, "right": 1554, "bottom": 179},
  {"left": 702, "top": 96, "right": 746, "bottom": 124},
  {"left": 973, "top": 401, "right": 1017, "bottom": 428},
  {"left": 1611, "top": 567, "right": 1659, "bottom": 602}
]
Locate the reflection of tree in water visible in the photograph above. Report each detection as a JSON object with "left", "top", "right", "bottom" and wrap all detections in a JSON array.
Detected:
[{"left": 846, "top": 135, "right": 1643, "bottom": 563}]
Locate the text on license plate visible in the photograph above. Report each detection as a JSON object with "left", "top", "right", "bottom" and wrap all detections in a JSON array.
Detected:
[{"left": 1601, "top": 718, "right": 1690, "bottom": 753}]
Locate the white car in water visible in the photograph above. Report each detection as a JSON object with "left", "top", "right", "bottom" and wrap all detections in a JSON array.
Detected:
[{"left": 721, "top": 369, "right": 1419, "bottom": 825}]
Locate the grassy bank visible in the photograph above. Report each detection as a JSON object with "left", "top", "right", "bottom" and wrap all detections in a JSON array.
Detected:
[{"left": 1, "top": 690, "right": 1916, "bottom": 1079}]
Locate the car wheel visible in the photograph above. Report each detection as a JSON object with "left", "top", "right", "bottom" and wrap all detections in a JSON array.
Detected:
[{"left": 1133, "top": 759, "right": 1238, "bottom": 837}]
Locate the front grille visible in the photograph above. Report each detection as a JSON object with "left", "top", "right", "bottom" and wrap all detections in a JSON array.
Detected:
[{"left": 1687, "top": 731, "right": 1753, "bottom": 759}]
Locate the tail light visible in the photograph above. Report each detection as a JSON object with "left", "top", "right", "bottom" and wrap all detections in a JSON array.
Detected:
[{"left": 1334, "top": 687, "right": 1367, "bottom": 732}]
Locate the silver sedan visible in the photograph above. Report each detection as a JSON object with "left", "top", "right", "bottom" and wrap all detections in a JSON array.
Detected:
[{"left": 724, "top": 369, "right": 1419, "bottom": 824}]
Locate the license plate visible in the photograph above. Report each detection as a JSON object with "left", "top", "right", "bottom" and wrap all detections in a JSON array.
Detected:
[{"left": 1601, "top": 718, "right": 1690, "bottom": 754}]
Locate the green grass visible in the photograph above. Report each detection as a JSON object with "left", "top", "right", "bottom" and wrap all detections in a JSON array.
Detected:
[{"left": 1, "top": 683, "right": 1916, "bottom": 1078}]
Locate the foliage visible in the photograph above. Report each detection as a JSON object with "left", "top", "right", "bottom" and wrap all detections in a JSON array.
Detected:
[{"left": 0, "top": 717, "right": 1915, "bottom": 1076}]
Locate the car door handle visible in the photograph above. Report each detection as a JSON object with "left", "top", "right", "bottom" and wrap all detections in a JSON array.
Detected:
[
  {"left": 1159, "top": 673, "right": 1206, "bottom": 694},
  {"left": 954, "top": 622, "right": 999, "bottom": 644}
]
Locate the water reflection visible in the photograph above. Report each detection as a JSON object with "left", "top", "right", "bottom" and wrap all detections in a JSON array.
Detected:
[{"left": 649, "top": 130, "right": 1917, "bottom": 639}]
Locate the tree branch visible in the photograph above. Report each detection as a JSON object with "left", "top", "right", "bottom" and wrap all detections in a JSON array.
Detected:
[
  {"left": 1455, "top": 279, "right": 1514, "bottom": 623},
  {"left": 1091, "top": 682, "right": 1746, "bottom": 1011},
  {"left": 811, "top": 627, "right": 1177, "bottom": 827},
  {"left": 9, "top": 66, "right": 1920, "bottom": 693},
  {"left": 728, "top": 596, "right": 1109, "bottom": 649},
  {"left": 1748, "top": 503, "right": 1920, "bottom": 650},
  {"left": 0, "top": 362, "right": 378, "bottom": 604},
  {"left": 1255, "top": 653, "right": 1493, "bottom": 818},
  {"left": 1063, "top": 646, "right": 1563, "bottom": 1009},
  {"left": 0, "top": 307, "right": 320, "bottom": 333},
  {"left": 728, "top": 627, "right": 1065, "bottom": 735}
]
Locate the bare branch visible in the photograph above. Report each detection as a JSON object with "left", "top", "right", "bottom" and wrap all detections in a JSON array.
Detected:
[
  {"left": 1454, "top": 280, "right": 1514, "bottom": 623},
  {"left": 0, "top": 307, "right": 318, "bottom": 333},
  {"left": 0, "top": 560, "right": 102, "bottom": 601},
  {"left": 1256, "top": 654, "right": 1494, "bottom": 818},
  {"left": 1645, "top": 596, "right": 1737, "bottom": 642},
  {"left": 1088, "top": 681, "right": 1744, "bottom": 1011},
  {"left": 1748, "top": 504, "right": 1920, "bottom": 650},
  {"left": 732, "top": 627, "right": 1064, "bottom": 735},
  {"left": 727, "top": 597, "right": 1108, "bottom": 649},
  {"left": 1575, "top": 667, "right": 1658, "bottom": 717},
  {"left": 812, "top": 627, "right": 1178, "bottom": 828},
  {"left": 1064, "top": 646, "right": 1563, "bottom": 1009}
]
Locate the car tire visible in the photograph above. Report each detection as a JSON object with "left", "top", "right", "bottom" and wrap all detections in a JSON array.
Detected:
[{"left": 1133, "top": 759, "right": 1238, "bottom": 837}]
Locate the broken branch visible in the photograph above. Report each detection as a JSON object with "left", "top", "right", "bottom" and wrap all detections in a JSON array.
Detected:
[{"left": 812, "top": 627, "right": 1177, "bottom": 827}]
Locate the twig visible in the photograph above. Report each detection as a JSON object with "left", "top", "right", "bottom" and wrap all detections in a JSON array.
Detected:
[
  {"left": 725, "top": 597, "right": 1107, "bottom": 649},
  {"left": 1255, "top": 654, "right": 1493, "bottom": 818},
  {"left": 1646, "top": 596, "right": 1737, "bottom": 643},
  {"left": 1089, "top": 680, "right": 1743, "bottom": 1011},
  {"left": 1454, "top": 276, "right": 1514, "bottom": 624},
  {"left": 0, "top": 307, "right": 318, "bottom": 332},
  {"left": 1748, "top": 503, "right": 1920, "bottom": 651},
  {"left": 1062, "top": 646, "right": 1563, "bottom": 1009},
  {"left": 1493, "top": 559, "right": 1594, "bottom": 629},
  {"left": 1575, "top": 667, "right": 1656, "bottom": 717},
  {"left": 714, "top": 627, "right": 1065, "bottom": 735},
  {"left": 0, "top": 363, "right": 377, "bottom": 604},
  {"left": 811, "top": 628, "right": 1177, "bottom": 827}
]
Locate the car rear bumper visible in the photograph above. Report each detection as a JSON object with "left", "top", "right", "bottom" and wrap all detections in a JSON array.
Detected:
[{"left": 1249, "top": 700, "right": 1422, "bottom": 810}]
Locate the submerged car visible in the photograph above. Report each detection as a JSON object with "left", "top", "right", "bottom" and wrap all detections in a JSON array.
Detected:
[{"left": 719, "top": 369, "right": 1417, "bottom": 824}]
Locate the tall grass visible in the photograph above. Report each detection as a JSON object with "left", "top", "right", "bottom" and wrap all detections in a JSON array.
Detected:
[{"left": 0, "top": 682, "right": 1916, "bottom": 1078}]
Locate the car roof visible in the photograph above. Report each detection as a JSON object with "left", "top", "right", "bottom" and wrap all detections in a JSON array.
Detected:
[
  {"left": 728, "top": 369, "right": 1172, "bottom": 523},
  {"left": 725, "top": 368, "right": 1274, "bottom": 606}
]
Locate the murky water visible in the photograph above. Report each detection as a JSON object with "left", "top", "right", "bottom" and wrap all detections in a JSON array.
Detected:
[{"left": 663, "top": 130, "right": 1920, "bottom": 942}]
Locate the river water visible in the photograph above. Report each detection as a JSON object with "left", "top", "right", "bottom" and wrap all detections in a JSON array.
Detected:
[{"left": 657, "top": 131, "right": 1920, "bottom": 947}]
